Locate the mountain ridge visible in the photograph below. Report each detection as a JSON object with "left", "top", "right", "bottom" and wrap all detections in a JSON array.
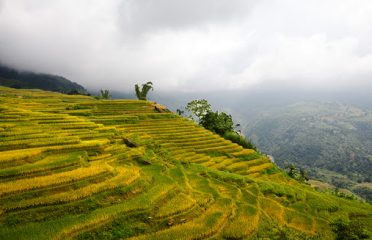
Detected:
[
  {"left": 245, "top": 101, "right": 372, "bottom": 201},
  {"left": 0, "top": 64, "right": 88, "bottom": 94}
]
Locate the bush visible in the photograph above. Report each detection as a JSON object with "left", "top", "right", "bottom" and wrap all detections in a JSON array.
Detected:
[
  {"left": 331, "top": 218, "right": 369, "bottom": 240},
  {"left": 200, "top": 111, "right": 233, "bottom": 135},
  {"left": 223, "top": 131, "right": 256, "bottom": 150}
]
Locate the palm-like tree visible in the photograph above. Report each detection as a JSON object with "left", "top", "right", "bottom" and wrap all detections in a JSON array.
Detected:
[
  {"left": 100, "top": 89, "right": 111, "bottom": 99},
  {"left": 135, "top": 82, "right": 153, "bottom": 100}
]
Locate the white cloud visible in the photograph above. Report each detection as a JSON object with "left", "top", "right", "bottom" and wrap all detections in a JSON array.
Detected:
[{"left": 0, "top": 0, "right": 371, "bottom": 92}]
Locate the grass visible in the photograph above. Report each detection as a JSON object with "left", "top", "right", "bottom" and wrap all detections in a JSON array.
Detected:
[{"left": 0, "top": 86, "right": 371, "bottom": 239}]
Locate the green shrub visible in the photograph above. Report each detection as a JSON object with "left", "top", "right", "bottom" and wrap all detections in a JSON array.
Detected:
[
  {"left": 331, "top": 218, "right": 369, "bottom": 240},
  {"left": 223, "top": 131, "right": 256, "bottom": 150},
  {"left": 200, "top": 111, "right": 234, "bottom": 135}
]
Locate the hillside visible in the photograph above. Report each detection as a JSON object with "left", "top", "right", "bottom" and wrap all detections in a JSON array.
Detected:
[
  {"left": 0, "top": 87, "right": 371, "bottom": 239},
  {"left": 245, "top": 101, "right": 372, "bottom": 201},
  {"left": 0, "top": 64, "right": 88, "bottom": 94}
]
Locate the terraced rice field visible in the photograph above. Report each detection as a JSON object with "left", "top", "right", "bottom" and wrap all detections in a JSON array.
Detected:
[{"left": 0, "top": 86, "right": 371, "bottom": 239}]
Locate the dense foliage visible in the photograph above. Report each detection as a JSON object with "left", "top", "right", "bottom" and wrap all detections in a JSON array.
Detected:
[
  {"left": 0, "top": 64, "right": 87, "bottom": 94},
  {"left": 245, "top": 101, "right": 372, "bottom": 200},
  {"left": 185, "top": 99, "right": 256, "bottom": 149},
  {"left": 331, "top": 219, "right": 369, "bottom": 240},
  {"left": 199, "top": 111, "right": 233, "bottom": 135},
  {"left": 185, "top": 99, "right": 211, "bottom": 121}
]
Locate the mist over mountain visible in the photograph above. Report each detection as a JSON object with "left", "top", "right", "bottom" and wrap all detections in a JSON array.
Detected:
[
  {"left": 244, "top": 101, "right": 372, "bottom": 199},
  {"left": 1, "top": 0, "right": 372, "bottom": 94},
  {"left": 136, "top": 87, "right": 372, "bottom": 119},
  {"left": 0, "top": 64, "right": 87, "bottom": 94}
]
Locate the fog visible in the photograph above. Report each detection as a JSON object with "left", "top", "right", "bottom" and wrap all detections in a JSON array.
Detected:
[{"left": 1, "top": 0, "right": 372, "bottom": 95}]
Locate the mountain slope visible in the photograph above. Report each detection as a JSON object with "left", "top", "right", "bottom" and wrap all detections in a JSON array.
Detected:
[
  {"left": 0, "top": 64, "right": 87, "bottom": 94},
  {"left": 0, "top": 87, "right": 371, "bottom": 239},
  {"left": 245, "top": 101, "right": 372, "bottom": 200}
]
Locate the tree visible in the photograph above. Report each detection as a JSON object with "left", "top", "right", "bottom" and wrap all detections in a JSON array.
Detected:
[
  {"left": 184, "top": 99, "right": 255, "bottom": 149},
  {"left": 100, "top": 89, "right": 111, "bottom": 99},
  {"left": 185, "top": 99, "right": 211, "bottom": 122},
  {"left": 135, "top": 82, "right": 153, "bottom": 100},
  {"left": 199, "top": 111, "right": 234, "bottom": 135}
]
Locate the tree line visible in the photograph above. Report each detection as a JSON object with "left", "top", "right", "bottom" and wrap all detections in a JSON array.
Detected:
[{"left": 180, "top": 99, "right": 256, "bottom": 150}]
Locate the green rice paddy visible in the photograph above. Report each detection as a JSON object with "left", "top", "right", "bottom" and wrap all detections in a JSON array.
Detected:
[{"left": 0, "top": 86, "right": 371, "bottom": 239}]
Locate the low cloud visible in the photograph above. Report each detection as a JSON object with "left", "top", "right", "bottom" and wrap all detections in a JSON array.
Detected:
[{"left": 0, "top": 0, "right": 371, "bottom": 92}]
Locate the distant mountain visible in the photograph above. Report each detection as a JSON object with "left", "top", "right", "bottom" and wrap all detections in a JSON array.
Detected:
[
  {"left": 245, "top": 101, "right": 372, "bottom": 200},
  {"left": 0, "top": 64, "right": 88, "bottom": 94}
]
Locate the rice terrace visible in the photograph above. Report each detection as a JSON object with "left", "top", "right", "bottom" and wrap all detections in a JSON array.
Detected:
[{"left": 0, "top": 86, "right": 371, "bottom": 239}]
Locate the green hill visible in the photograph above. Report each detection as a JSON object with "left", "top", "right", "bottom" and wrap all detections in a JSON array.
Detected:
[
  {"left": 0, "top": 64, "right": 88, "bottom": 94},
  {"left": 0, "top": 87, "right": 371, "bottom": 239},
  {"left": 245, "top": 101, "right": 372, "bottom": 201}
]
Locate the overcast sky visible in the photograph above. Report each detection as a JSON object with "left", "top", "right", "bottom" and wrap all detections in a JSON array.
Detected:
[{"left": 0, "top": 0, "right": 372, "bottom": 92}]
